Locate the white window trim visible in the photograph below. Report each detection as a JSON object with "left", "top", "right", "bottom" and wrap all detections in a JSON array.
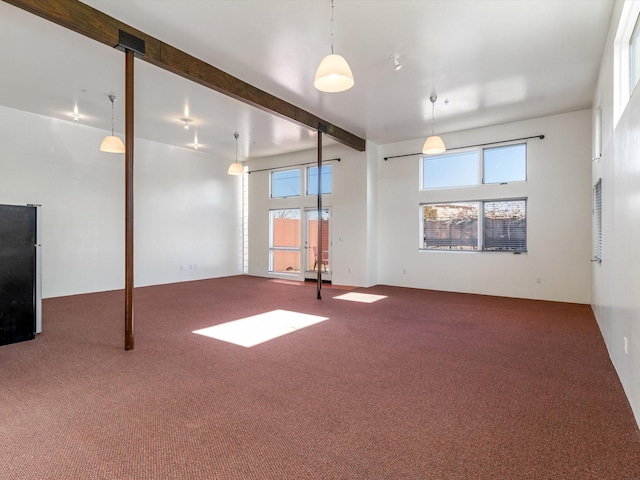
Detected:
[
  {"left": 420, "top": 142, "right": 527, "bottom": 191},
  {"left": 419, "top": 198, "right": 528, "bottom": 253},
  {"left": 270, "top": 168, "right": 301, "bottom": 199},
  {"left": 613, "top": 0, "right": 640, "bottom": 127}
]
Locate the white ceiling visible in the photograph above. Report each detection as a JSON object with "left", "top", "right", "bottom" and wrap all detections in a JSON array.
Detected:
[{"left": 0, "top": 0, "right": 613, "bottom": 163}]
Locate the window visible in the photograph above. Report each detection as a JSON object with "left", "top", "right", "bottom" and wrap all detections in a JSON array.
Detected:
[
  {"left": 422, "top": 143, "right": 526, "bottom": 189},
  {"left": 631, "top": 14, "right": 640, "bottom": 94},
  {"left": 614, "top": 1, "right": 640, "bottom": 125},
  {"left": 593, "top": 180, "right": 602, "bottom": 263},
  {"left": 421, "top": 199, "right": 527, "bottom": 252},
  {"left": 483, "top": 144, "right": 526, "bottom": 184},
  {"left": 307, "top": 164, "right": 332, "bottom": 195},
  {"left": 422, "top": 203, "right": 479, "bottom": 250},
  {"left": 483, "top": 200, "right": 527, "bottom": 252},
  {"left": 269, "top": 209, "right": 300, "bottom": 273},
  {"left": 423, "top": 151, "right": 478, "bottom": 189},
  {"left": 271, "top": 169, "right": 300, "bottom": 198}
]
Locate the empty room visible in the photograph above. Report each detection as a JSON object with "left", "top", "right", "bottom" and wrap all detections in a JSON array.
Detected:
[{"left": 1, "top": 1, "right": 639, "bottom": 478}]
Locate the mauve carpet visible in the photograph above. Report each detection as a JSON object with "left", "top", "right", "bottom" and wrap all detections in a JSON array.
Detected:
[{"left": 1, "top": 275, "right": 639, "bottom": 479}]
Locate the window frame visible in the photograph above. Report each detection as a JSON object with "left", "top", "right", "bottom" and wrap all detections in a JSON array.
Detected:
[
  {"left": 630, "top": 12, "right": 640, "bottom": 95},
  {"left": 306, "top": 163, "right": 333, "bottom": 196},
  {"left": 270, "top": 168, "right": 301, "bottom": 199},
  {"left": 268, "top": 208, "right": 301, "bottom": 274},
  {"left": 482, "top": 143, "right": 527, "bottom": 185},
  {"left": 613, "top": 1, "right": 640, "bottom": 126},
  {"left": 420, "top": 198, "right": 527, "bottom": 253},
  {"left": 420, "top": 142, "right": 527, "bottom": 191}
]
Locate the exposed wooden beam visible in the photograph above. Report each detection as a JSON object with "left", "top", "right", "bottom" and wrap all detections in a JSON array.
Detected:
[{"left": 2, "top": 0, "right": 366, "bottom": 152}]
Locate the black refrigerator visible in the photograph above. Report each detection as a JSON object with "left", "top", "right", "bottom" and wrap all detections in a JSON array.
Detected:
[{"left": 0, "top": 204, "right": 41, "bottom": 346}]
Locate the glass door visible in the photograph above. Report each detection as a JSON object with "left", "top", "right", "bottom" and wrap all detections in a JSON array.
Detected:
[
  {"left": 304, "top": 208, "right": 331, "bottom": 281},
  {"left": 269, "top": 209, "right": 301, "bottom": 275}
]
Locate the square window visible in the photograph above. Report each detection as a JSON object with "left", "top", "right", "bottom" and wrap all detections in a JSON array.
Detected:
[
  {"left": 307, "top": 165, "right": 332, "bottom": 195},
  {"left": 483, "top": 144, "right": 527, "bottom": 184},
  {"left": 271, "top": 169, "right": 300, "bottom": 198}
]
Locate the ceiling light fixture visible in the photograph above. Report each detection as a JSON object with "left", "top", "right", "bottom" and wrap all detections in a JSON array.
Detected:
[
  {"left": 72, "top": 104, "right": 80, "bottom": 122},
  {"left": 227, "top": 132, "right": 243, "bottom": 175},
  {"left": 183, "top": 118, "right": 190, "bottom": 130},
  {"left": 422, "top": 95, "right": 446, "bottom": 155},
  {"left": 193, "top": 133, "right": 199, "bottom": 150},
  {"left": 100, "top": 94, "right": 125, "bottom": 153},
  {"left": 392, "top": 54, "right": 403, "bottom": 71},
  {"left": 314, "top": 0, "right": 354, "bottom": 93}
]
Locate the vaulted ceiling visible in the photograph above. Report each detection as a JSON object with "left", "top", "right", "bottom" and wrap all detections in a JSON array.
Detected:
[{"left": 0, "top": 0, "right": 613, "bottom": 164}]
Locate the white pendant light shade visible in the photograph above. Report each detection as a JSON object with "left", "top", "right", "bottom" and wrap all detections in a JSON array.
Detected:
[
  {"left": 227, "top": 162, "right": 243, "bottom": 175},
  {"left": 423, "top": 95, "right": 446, "bottom": 155},
  {"left": 314, "top": 54, "right": 354, "bottom": 93},
  {"left": 100, "top": 135, "right": 125, "bottom": 153},
  {"left": 227, "top": 132, "right": 243, "bottom": 175},
  {"left": 422, "top": 135, "right": 446, "bottom": 155}
]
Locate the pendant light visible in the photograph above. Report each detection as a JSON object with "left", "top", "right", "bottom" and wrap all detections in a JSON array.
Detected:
[
  {"left": 227, "top": 132, "right": 243, "bottom": 175},
  {"left": 422, "top": 95, "right": 446, "bottom": 155},
  {"left": 100, "top": 94, "right": 125, "bottom": 153},
  {"left": 314, "top": 0, "right": 354, "bottom": 93}
]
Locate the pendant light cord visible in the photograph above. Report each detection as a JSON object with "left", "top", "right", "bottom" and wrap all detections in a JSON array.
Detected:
[
  {"left": 111, "top": 100, "right": 115, "bottom": 136},
  {"left": 430, "top": 95, "right": 437, "bottom": 136},
  {"left": 330, "top": 0, "right": 334, "bottom": 54}
]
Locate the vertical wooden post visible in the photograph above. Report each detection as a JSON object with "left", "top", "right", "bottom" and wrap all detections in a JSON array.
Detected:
[
  {"left": 124, "top": 49, "right": 135, "bottom": 350},
  {"left": 317, "top": 129, "right": 323, "bottom": 300}
]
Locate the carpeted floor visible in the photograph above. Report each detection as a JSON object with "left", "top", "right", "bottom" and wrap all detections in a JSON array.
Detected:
[{"left": 1, "top": 275, "right": 639, "bottom": 479}]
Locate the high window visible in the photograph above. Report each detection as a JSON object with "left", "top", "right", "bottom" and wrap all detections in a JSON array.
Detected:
[
  {"left": 483, "top": 144, "right": 527, "bottom": 184},
  {"left": 422, "top": 143, "right": 526, "bottom": 189},
  {"left": 423, "top": 151, "right": 478, "bottom": 189},
  {"left": 631, "top": 14, "right": 640, "bottom": 94},
  {"left": 614, "top": 1, "right": 640, "bottom": 125},
  {"left": 271, "top": 169, "right": 300, "bottom": 198},
  {"left": 307, "top": 164, "right": 332, "bottom": 195},
  {"left": 421, "top": 199, "right": 527, "bottom": 253}
]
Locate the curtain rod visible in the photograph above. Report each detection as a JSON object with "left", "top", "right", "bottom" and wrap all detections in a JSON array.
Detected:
[
  {"left": 247, "top": 158, "right": 340, "bottom": 174},
  {"left": 383, "top": 135, "right": 545, "bottom": 161}
]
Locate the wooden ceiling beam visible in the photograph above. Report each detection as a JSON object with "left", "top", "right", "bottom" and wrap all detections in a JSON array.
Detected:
[{"left": 3, "top": 0, "right": 366, "bottom": 152}]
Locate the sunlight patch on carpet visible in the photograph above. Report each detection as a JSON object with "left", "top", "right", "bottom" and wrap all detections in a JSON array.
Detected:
[
  {"left": 334, "top": 292, "right": 387, "bottom": 303},
  {"left": 192, "top": 309, "right": 329, "bottom": 347}
]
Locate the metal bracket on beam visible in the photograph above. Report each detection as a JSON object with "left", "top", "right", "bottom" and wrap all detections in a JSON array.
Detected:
[{"left": 116, "top": 30, "right": 145, "bottom": 57}]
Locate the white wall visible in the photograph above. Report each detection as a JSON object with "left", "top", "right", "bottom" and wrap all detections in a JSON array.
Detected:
[
  {"left": 246, "top": 143, "right": 374, "bottom": 287},
  {"left": 0, "top": 105, "right": 242, "bottom": 298},
  {"left": 592, "top": 0, "right": 640, "bottom": 426},
  {"left": 377, "top": 110, "right": 593, "bottom": 304}
]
